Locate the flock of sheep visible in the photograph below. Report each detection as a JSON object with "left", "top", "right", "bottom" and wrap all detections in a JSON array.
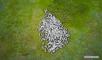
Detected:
[{"left": 39, "top": 10, "right": 70, "bottom": 53}]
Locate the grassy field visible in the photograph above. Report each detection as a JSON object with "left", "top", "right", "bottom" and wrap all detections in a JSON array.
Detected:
[{"left": 0, "top": 0, "right": 102, "bottom": 60}]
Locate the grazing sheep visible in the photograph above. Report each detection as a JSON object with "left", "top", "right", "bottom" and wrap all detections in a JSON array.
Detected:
[{"left": 39, "top": 10, "right": 70, "bottom": 53}]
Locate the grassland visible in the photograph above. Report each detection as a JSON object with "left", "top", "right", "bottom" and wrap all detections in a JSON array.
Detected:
[{"left": 0, "top": 0, "right": 102, "bottom": 60}]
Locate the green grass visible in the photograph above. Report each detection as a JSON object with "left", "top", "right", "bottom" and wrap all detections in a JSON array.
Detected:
[{"left": 0, "top": 0, "right": 102, "bottom": 60}]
